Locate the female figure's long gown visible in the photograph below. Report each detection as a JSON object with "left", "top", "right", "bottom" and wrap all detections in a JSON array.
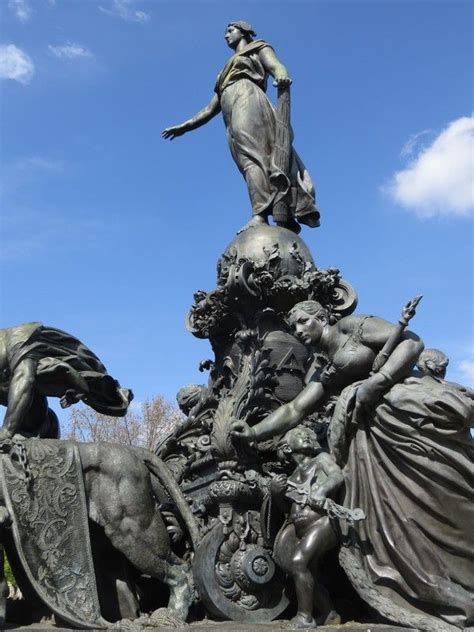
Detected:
[{"left": 215, "top": 40, "right": 319, "bottom": 228}]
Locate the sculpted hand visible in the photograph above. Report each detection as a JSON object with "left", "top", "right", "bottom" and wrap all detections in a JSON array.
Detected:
[
  {"left": 270, "top": 474, "right": 288, "bottom": 496},
  {"left": 162, "top": 125, "right": 187, "bottom": 140},
  {"left": 230, "top": 420, "right": 256, "bottom": 444},
  {"left": 273, "top": 74, "right": 292, "bottom": 88},
  {"left": 310, "top": 490, "right": 326, "bottom": 510},
  {"left": 354, "top": 373, "right": 388, "bottom": 423}
]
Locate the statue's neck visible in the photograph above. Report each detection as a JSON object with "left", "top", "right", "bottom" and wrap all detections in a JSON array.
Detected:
[{"left": 235, "top": 38, "right": 251, "bottom": 53}]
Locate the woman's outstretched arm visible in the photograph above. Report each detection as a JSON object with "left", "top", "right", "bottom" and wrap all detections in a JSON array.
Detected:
[
  {"left": 231, "top": 380, "right": 325, "bottom": 443},
  {"left": 162, "top": 95, "right": 221, "bottom": 139}
]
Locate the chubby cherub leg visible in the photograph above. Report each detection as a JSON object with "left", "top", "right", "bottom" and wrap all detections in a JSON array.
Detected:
[{"left": 289, "top": 516, "right": 338, "bottom": 629}]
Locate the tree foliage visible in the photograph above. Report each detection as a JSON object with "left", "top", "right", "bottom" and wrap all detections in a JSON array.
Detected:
[{"left": 66, "top": 395, "right": 184, "bottom": 451}]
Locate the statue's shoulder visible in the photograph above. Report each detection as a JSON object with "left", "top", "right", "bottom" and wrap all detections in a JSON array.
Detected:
[
  {"left": 242, "top": 39, "right": 273, "bottom": 56},
  {"left": 5, "top": 321, "right": 42, "bottom": 341},
  {"left": 4, "top": 322, "right": 43, "bottom": 360}
]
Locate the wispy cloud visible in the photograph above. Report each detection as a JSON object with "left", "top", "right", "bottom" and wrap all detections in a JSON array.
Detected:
[
  {"left": 440, "top": 342, "right": 474, "bottom": 388},
  {"left": 8, "top": 0, "right": 32, "bottom": 23},
  {"left": 1, "top": 156, "right": 64, "bottom": 198},
  {"left": 400, "top": 129, "right": 432, "bottom": 158},
  {"left": 0, "top": 44, "right": 35, "bottom": 85},
  {"left": 1, "top": 210, "right": 103, "bottom": 262},
  {"left": 99, "top": 0, "right": 150, "bottom": 23},
  {"left": 384, "top": 116, "right": 474, "bottom": 218},
  {"left": 48, "top": 43, "right": 94, "bottom": 60}
]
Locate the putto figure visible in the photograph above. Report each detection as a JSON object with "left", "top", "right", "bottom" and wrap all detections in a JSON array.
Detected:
[
  {"left": 162, "top": 21, "right": 320, "bottom": 233},
  {"left": 271, "top": 426, "right": 342, "bottom": 629}
]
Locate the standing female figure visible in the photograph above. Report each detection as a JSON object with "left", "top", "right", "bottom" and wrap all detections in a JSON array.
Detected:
[{"left": 163, "top": 21, "right": 319, "bottom": 233}]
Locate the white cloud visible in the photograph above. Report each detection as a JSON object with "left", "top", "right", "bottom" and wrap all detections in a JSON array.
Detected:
[
  {"left": 99, "top": 0, "right": 150, "bottom": 23},
  {"left": 386, "top": 116, "right": 474, "bottom": 217},
  {"left": 48, "top": 43, "right": 94, "bottom": 59},
  {"left": 8, "top": 0, "right": 32, "bottom": 23},
  {"left": 0, "top": 44, "right": 34, "bottom": 85}
]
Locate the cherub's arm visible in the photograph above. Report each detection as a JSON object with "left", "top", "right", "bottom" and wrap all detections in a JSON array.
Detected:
[
  {"left": 269, "top": 473, "right": 291, "bottom": 514},
  {"left": 310, "top": 453, "right": 344, "bottom": 507}
]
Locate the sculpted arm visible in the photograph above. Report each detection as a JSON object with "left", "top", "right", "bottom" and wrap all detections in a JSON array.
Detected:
[
  {"left": 259, "top": 46, "right": 292, "bottom": 87},
  {"left": 310, "top": 454, "right": 343, "bottom": 506},
  {"left": 162, "top": 95, "right": 221, "bottom": 140},
  {"left": 232, "top": 380, "right": 325, "bottom": 442},
  {"left": 2, "top": 358, "right": 37, "bottom": 436},
  {"left": 349, "top": 316, "right": 424, "bottom": 413},
  {"left": 356, "top": 316, "right": 424, "bottom": 382}
]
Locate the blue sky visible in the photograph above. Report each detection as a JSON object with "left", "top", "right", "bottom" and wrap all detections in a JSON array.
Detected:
[{"left": 1, "top": 0, "right": 473, "bottom": 424}]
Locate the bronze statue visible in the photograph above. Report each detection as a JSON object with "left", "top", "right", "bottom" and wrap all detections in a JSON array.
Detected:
[
  {"left": 0, "top": 322, "right": 132, "bottom": 444},
  {"left": 231, "top": 297, "right": 474, "bottom": 631},
  {"left": 231, "top": 299, "right": 424, "bottom": 443},
  {"left": 0, "top": 439, "right": 198, "bottom": 627},
  {"left": 416, "top": 347, "right": 449, "bottom": 379},
  {"left": 271, "top": 427, "right": 342, "bottom": 629},
  {"left": 162, "top": 21, "right": 319, "bottom": 234}
]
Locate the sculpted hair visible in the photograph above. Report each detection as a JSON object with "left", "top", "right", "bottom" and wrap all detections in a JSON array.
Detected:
[
  {"left": 228, "top": 20, "right": 256, "bottom": 39},
  {"left": 288, "top": 300, "right": 329, "bottom": 324},
  {"left": 176, "top": 384, "right": 203, "bottom": 414},
  {"left": 277, "top": 426, "right": 319, "bottom": 462},
  {"left": 417, "top": 348, "right": 449, "bottom": 372}
]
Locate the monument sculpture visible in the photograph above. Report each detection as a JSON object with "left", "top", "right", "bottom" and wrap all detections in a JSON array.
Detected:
[
  {"left": 162, "top": 21, "right": 320, "bottom": 234},
  {"left": 0, "top": 18, "right": 473, "bottom": 632},
  {"left": 270, "top": 426, "right": 344, "bottom": 629},
  {"left": 0, "top": 324, "right": 198, "bottom": 628}
]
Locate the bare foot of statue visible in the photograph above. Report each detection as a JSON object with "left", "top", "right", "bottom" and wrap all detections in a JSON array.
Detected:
[
  {"left": 288, "top": 613, "right": 317, "bottom": 629},
  {"left": 237, "top": 214, "right": 268, "bottom": 234},
  {"left": 320, "top": 609, "right": 341, "bottom": 625},
  {"left": 148, "top": 607, "right": 189, "bottom": 628}
]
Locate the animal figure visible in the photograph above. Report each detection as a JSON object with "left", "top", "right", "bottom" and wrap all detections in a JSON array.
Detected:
[{"left": 0, "top": 441, "right": 198, "bottom": 627}]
